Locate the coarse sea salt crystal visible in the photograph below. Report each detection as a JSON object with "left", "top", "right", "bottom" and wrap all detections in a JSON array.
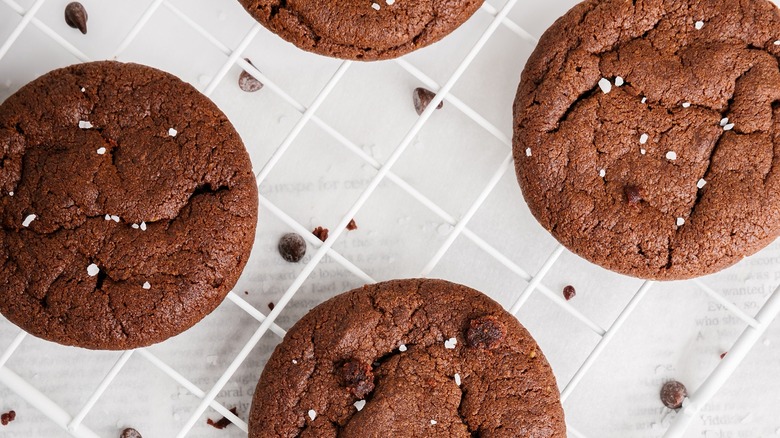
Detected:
[
  {"left": 774, "top": 40, "right": 780, "bottom": 46},
  {"left": 720, "top": 117, "right": 729, "bottom": 127},
  {"left": 168, "top": 128, "right": 178, "bottom": 137},
  {"left": 386, "top": 0, "right": 395, "bottom": 4},
  {"left": 598, "top": 78, "right": 612, "bottom": 94},
  {"left": 615, "top": 76, "right": 625, "bottom": 86},
  {"left": 399, "top": 344, "right": 407, "bottom": 352},
  {"left": 354, "top": 400, "right": 366, "bottom": 411},
  {"left": 132, "top": 224, "right": 140, "bottom": 229},
  {"left": 430, "top": 420, "right": 437, "bottom": 425},
  {"left": 105, "top": 214, "right": 111, "bottom": 221},
  {"left": 676, "top": 217, "right": 685, "bottom": 226},
  {"left": 308, "top": 410, "right": 317, "bottom": 421},
  {"left": 22, "top": 214, "right": 36, "bottom": 227},
  {"left": 371, "top": 2, "right": 380, "bottom": 9},
  {"left": 444, "top": 338, "right": 457, "bottom": 349},
  {"left": 666, "top": 151, "right": 677, "bottom": 160},
  {"left": 143, "top": 282, "right": 151, "bottom": 290},
  {"left": 111, "top": 215, "right": 120, "bottom": 222},
  {"left": 697, "top": 178, "right": 707, "bottom": 189},
  {"left": 682, "top": 102, "right": 691, "bottom": 108},
  {"left": 87, "top": 263, "right": 100, "bottom": 277},
  {"left": 79, "top": 120, "right": 93, "bottom": 129},
  {"left": 641, "top": 97, "right": 648, "bottom": 104},
  {"left": 695, "top": 20, "right": 704, "bottom": 30},
  {"left": 724, "top": 123, "right": 735, "bottom": 131},
  {"left": 599, "top": 169, "right": 606, "bottom": 178},
  {"left": 640, "top": 149, "right": 647, "bottom": 155},
  {"left": 454, "top": 373, "right": 461, "bottom": 386},
  {"left": 140, "top": 221, "right": 147, "bottom": 231},
  {"left": 639, "top": 133, "right": 649, "bottom": 144},
  {"left": 97, "top": 147, "right": 106, "bottom": 155},
  {"left": 525, "top": 147, "right": 532, "bottom": 157}
]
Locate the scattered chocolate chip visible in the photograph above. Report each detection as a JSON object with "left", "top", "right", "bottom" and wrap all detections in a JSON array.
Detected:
[
  {"left": 346, "top": 219, "right": 358, "bottom": 231},
  {"left": 120, "top": 427, "right": 142, "bottom": 438},
  {"left": 312, "top": 226, "right": 329, "bottom": 242},
  {"left": 64, "top": 2, "right": 88, "bottom": 34},
  {"left": 1, "top": 410, "right": 16, "bottom": 426},
  {"left": 466, "top": 316, "right": 506, "bottom": 350},
  {"left": 412, "top": 87, "right": 443, "bottom": 116},
  {"left": 660, "top": 380, "right": 687, "bottom": 409},
  {"left": 624, "top": 185, "right": 642, "bottom": 204},
  {"left": 563, "top": 285, "right": 576, "bottom": 301},
  {"left": 720, "top": 352, "right": 727, "bottom": 359},
  {"left": 238, "top": 58, "right": 263, "bottom": 93},
  {"left": 278, "top": 233, "right": 306, "bottom": 262},
  {"left": 244, "top": 291, "right": 249, "bottom": 295},
  {"left": 340, "top": 360, "right": 375, "bottom": 399},
  {"left": 268, "top": 302, "right": 275, "bottom": 311},
  {"left": 207, "top": 407, "right": 238, "bottom": 430}
]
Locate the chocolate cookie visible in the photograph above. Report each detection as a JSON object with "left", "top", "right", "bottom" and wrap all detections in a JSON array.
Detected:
[
  {"left": 513, "top": 0, "right": 780, "bottom": 280},
  {"left": 249, "top": 279, "right": 565, "bottom": 437},
  {"left": 237, "top": 0, "right": 484, "bottom": 61},
  {"left": 0, "top": 61, "right": 258, "bottom": 349}
]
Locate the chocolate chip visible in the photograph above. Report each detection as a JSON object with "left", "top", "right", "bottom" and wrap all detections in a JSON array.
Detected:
[
  {"left": 120, "top": 428, "right": 143, "bottom": 438},
  {"left": 312, "top": 226, "right": 329, "bottom": 242},
  {"left": 238, "top": 58, "right": 263, "bottom": 93},
  {"left": 720, "top": 352, "right": 727, "bottom": 359},
  {"left": 346, "top": 219, "right": 358, "bottom": 231},
  {"left": 268, "top": 302, "right": 275, "bottom": 310},
  {"left": 660, "top": 380, "right": 687, "bottom": 409},
  {"left": 466, "top": 316, "right": 506, "bottom": 350},
  {"left": 1, "top": 410, "right": 16, "bottom": 426},
  {"left": 206, "top": 407, "right": 238, "bottom": 430},
  {"left": 413, "top": 87, "right": 444, "bottom": 116},
  {"left": 340, "top": 360, "right": 375, "bottom": 399},
  {"left": 624, "top": 185, "right": 642, "bottom": 204},
  {"left": 278, "top": 233, "right": 306, "bottom": 263},
  {"left": 563, "top": 285, "right": 576, "bottom": 301},
  {"left": 64, "top": 2, "right": 88, "bottom": 34}
]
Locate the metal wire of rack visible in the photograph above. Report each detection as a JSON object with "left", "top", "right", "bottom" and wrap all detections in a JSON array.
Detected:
[{"left": 1, "top": 0, "right": 780, "bottom": 437}]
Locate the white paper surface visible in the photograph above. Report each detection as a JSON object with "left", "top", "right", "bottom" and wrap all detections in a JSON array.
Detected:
[{"left": 1, "top": 0, "right": 780, "bottom": 437}]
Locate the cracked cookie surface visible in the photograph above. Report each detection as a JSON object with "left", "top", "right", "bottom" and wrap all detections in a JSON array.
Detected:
[
  {"left": 237, "top": 0, "right": 483, "bottom": 61},
  {"left": 513, "top": 0, "right": 780, "bottom": 280},
  {"left": 0, "top": 61, "right": 258, "bottom": 349},
  {"left": 248, "top": 279, "right": 565, "bottom": 437}
]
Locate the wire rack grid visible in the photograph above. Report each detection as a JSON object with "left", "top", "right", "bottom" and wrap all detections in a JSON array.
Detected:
[{"left": 1, "top": 0, "right": 780, "bottom": 437}]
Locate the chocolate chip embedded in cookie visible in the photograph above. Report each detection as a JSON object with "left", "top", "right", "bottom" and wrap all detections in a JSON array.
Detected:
[
  {"left": 513, "top": 0, "right": 780, "bottom": 280},
  {"left": 249, "top": 279, "right": 565, "bottom": 437},
  {"left": 0, "top": 61, "right": 258, "bottom": 349},
  {"left": 236, "top": 0, "right": 484, "bottom": 61}
]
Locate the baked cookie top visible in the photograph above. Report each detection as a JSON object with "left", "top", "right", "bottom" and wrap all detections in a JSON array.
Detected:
[
  {"left": 237, "top": 0, "right": 484, "bottom": 61},
  {"left": 0, "top": 61, "right": 258, "bottom": 349},
  {"left": 249, "top": 279, "right": 565, "bottom": 437},
  {"left": 514, "top": 0, "right": 780, "bottom": 280}
]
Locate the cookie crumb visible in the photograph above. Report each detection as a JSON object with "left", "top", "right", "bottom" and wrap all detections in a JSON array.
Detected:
[
  {"left": 239, "top": 58, "right": 264, "bottom": 92},
  {"left": 1, "top": 410, "right": 16, "bottom": 426},
  {"left": 660, "top": 380, "right": 687, "bottom": 409},
  {"left": 340, "top": 360, "right": 375, "bottom": 399},
  {"left": 22, "top": 214, "right": 36, "bottom": 227},
  {"left": 308, "top": 409, "right": 317, "bottom": 421},
  {"left": 120, "top": 427, "right": 142, "bottom": 438},
  {"left": 598, "top": 78, "right": 612, "bottom": 94},
  {"left": 346, "top": 219, "right": 358, "bottom": 231},
  {"left": 206, "top": 407, "right": 238, "bottom": 430},
  {"left": 64, "top": 2, "right": 88, "bottom": 34},
  {"left": 312, "top": 226, "right": 329, "bottom": 242},
  {"left": 563, "top": 285, "right": 577, "bottom": 300},
  {"left": 279, "top": 233, "right": 307, "bottom": 262},
  {"left": 624, "top": 185, "right": 642, "bottom": 204},
  {"left": 466, "top": 316, "right": 506, "bottom": 349},
  {"left": 412, "top": 87, "right": 444, "bottom": 116}
]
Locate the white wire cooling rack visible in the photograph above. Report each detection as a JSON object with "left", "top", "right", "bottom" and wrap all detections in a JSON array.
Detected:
[{"left": 2, "top": 0, "right": 780, "bottom": 437}]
